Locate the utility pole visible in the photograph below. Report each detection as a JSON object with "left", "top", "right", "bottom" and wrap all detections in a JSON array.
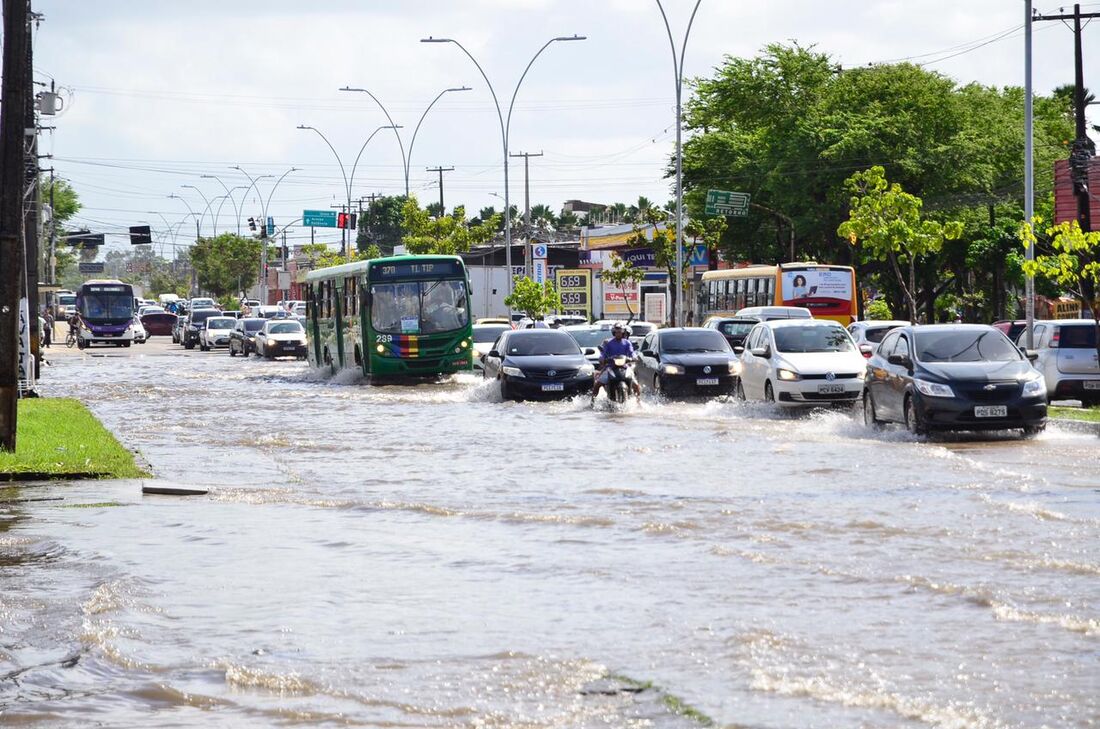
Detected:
[
  {"left": 509, "top": 151, "right": 542, "bottom": 278},
  {"left": 425, "top": 166, "right": 454, "bottom": 216},
  {"left": 1024, "top": 0, "right": 1036, "bottom": 348},
  {"left": 0, "top": 0, "right": 30, "bottom": 450},
  {"left": 24, "top": 10, "right": 42, "bottom": 381},
  {"left": 1035, "top": 3, "right": 1099, "bottom": 234}
]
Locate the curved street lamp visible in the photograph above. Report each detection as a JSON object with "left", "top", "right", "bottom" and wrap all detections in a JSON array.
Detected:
[
  {"left": 229, "top": 165, "right": 299, "bottom": 301},
  {"left": 181, "top": 184, "right": 216, "bottom": 236},
  {"left": 421, "top": 34, "right": 585, "bottom": 304},
  {"left": 339, "top": 85, "right": 471, "bottom": 196},
  {"left": 655, "top": 0, "right": 703, "bottom": 326},
  {"left": 201, "top": 174, "right": 244, "bottom": 235},
  {"left": 297, "top": 123, "right": 400, "bottom": 256},
  {"left": 166, "top": 194, "right": 201, "bottom": 242}
]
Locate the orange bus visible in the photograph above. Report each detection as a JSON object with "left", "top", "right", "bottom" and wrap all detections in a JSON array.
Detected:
[{"left": 698, "top": 262, "right": 859, "bottom": 325}]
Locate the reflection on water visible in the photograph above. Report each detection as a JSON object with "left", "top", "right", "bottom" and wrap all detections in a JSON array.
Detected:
[{"left": 1, "top": 345, "right": 1097, "bottom": 727}]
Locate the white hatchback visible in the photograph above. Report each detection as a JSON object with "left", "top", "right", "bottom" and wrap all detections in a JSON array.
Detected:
[{"left": 737, "top": 319, "right": 866, "bottom": 407}]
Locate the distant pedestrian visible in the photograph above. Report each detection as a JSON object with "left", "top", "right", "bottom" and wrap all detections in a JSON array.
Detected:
[
  {"left": 532, "top": 315, "right": 549, "bottom": 329},
  {"left": 43, "top": 311, "right": 54, "bottom": 347}
]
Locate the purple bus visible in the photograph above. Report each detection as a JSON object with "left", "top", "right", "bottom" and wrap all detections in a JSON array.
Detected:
[{"left": 75, "top": 280, "right": 136, "bottom": 348}]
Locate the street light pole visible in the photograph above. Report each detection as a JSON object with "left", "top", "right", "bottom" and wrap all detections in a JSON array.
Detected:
[
  {"left": 421, "top": 35, "right": 585, "bottom": 309},
  {"left": 201, "top": 174, "right": 243, "bottom": 235},
  {"left": 181, "top": 184, "right": 216, "bottom": 236},
  {"left": 229, "top": 165, "right": 298, "bottom": 303},
  {"left": 339, "top": 86, "right": 471, "bottom": 197},
  {"left": 1024, "top": 0, "right": 1036, "bottom": 349},
  {"left": 656, "top": 0, "right": 703, "bottom": 326}
]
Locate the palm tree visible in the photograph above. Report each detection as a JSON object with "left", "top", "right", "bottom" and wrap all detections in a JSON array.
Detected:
[
  {"left": 612, "top": 202, "right": 628, "bottom": 224},
  {"left": 557, "top": 210, "right": 579, "bottom": 230},
  {"left": 530, "top": 203, "right": 555, "bottom": 230}
]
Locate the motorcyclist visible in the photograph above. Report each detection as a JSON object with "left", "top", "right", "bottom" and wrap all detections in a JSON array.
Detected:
[{"left": 591, "top": 323, "right": 641, "bottom": 399}]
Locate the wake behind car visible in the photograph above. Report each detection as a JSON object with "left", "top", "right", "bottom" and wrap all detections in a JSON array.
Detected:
[
  {"left": 229, "top": 317, "right": 267, "bottom": 357},
  {"left": 254, "top": 319, "right": 307, "bottom": 359},
  {"left": 737, "top": 319, "right": 865, "bottom": 406},
  {"left": 199, "top": 316, "right": 237, "bottom": 351},
  {"left": 636, "top": 327, "right": 738, "bottom": 397},
  {"left": 863, "top": 324, "right": 1047, "bottom": 436},
  {"left": 481, "top": 329, "right": 594, "bottom": 401}
]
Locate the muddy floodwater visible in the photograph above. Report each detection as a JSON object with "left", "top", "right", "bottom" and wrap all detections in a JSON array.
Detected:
[{"left": 2, "top": 341, "right": 1098, "bottom": 727}]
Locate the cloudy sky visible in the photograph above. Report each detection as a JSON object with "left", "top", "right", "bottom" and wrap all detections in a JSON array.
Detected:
[{"left": 29, "top": 0, "right": 1096, "bottom": 253}]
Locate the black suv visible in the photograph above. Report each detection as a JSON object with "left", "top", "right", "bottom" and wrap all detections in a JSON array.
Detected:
[{"left": 182, "top": 308, "right": 220, "bottom": 350}]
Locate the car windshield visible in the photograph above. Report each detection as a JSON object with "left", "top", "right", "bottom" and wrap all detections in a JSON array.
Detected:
[
  {"left": 773, "top": 325, "right": 854, "bottom": 353},
  {"left": 865, "top": 325, "right": 901, "bottom": 343},
  {"left": 473, "top": 325, "right": 510, "bottom": 343},
  {"left": 506, "top": 332, "right": 580, "bottom": 356},
  {"left": 718, "top": 321, "right": 755, "bottom": 337},
  {"left": 371, "top": 279, "right": 469, "bottom": 335},
  {"left": 914, "top": 329, "right": 1021, "bottom": 362},
  {"left": 629, "top": 323, "right": 654, "bottom": 336},
  {"left": 207, "top": 318, "right": 235, "bottom": 329},
  {"left": 660, "top": 330, "right": 730, "bottom": 353},
  {"left": 568, "top": 328, "right": 613, "bottom": 348},
  {"left": 1058, "top": 325, "right": 1098, "bottom": 348},
  {"left": 243, "top": 320, "right": 265, "bottom": 332},
  {"left": 190, "top": 310, "right": 217, "bottom": 324},
  {"left": 269, "top": 322, "right": 303, "bottom": 334}
]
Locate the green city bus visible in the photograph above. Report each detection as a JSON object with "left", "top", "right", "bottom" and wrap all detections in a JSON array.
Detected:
[{"left": 301, "top": 255, "right": 474, "bottom": 379}]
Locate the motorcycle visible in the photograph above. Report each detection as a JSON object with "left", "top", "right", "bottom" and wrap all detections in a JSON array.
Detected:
[{"left": 604, "top": 355, "right": 636, "bottom": 404}]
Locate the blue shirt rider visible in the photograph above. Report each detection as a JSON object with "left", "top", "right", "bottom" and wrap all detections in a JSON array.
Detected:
[{"left": 591, "top": 323, "right": 641, "bottom": 399}]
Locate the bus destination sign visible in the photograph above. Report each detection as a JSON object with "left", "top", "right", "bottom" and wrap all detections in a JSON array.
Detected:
[{"left": 369, "top": 259, "right": 464, "bottom": 281}]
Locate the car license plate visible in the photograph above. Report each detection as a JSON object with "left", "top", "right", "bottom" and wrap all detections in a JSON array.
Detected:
[
  {"left": 696, "top": 377, "right": 719, "bottom": 386},
  {"left": 1084, "top": 381, "right": 1100, "bottom": 390},
  {"left": 541, "top": 383, "right": 564, "bottom": 392},
  {"left": 974, "top": 405, "right": 1008, "bottom": 418},
  {"left": 818, "top": 384, "right": 845, "bottom": 394}
]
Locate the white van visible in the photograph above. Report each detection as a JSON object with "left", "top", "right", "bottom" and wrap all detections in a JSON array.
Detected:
[
  {"left": 735, "top": 305, "right": 813, "bottom": 321},
  {"left": 158, "top": 293, "right": 180, "bottom": 306}
]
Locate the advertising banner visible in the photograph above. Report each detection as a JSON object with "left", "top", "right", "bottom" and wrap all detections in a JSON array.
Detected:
[
  {"left": 644, "top": 292, "right": 667, "bottom": 325},
  {"left": 603, "top": 284, "right": 640, "bottom": 318},
  {"left": 18, "top": 297, "right": 34, "bottom": 394},
  {"left": 555, "top": 268, "right": 592, "bottom": 319},
  {"left": 780, "top": 268, "right": 852, "bottom": 303}
]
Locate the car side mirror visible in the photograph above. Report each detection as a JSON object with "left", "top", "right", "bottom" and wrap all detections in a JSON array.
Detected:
[
  {"left": 732, "top": 345, "right": 744, "bottom": 355},
  {"left": 488, "top": 350, "right": 500, "bottom": 359},
  {"left": 887, "top": 353, "right": 912, "bottom": 368},
  {"left": 1025, "top": 349, "right": 1039, "bottom": 362},
  {"left": 751, "top": 345, "right": 771, "bottom": 359},
  {"left": 642, "top": 349, "right": 655, "bottom": 357}
]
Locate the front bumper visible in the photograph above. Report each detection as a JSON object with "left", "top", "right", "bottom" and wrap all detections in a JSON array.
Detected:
[
  {"left": 267, "top": 342, "right": 308, "bottom": 357},
  {"left": 913, "top": 392, "right": 1048, "bottom": 430},
  {"left": 657, "top": 373, "right": 737, "bottom": 396},
  {"left": 503, "top": 374, "right": 592, "bottom": 399},
  {"left": 775, "top": 379, "right": 863, "bottom": 406}
]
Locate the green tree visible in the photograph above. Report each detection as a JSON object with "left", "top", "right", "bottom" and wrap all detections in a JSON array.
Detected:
[
  {"left": 627, "top": 209, "right": 693, "bottom": 324},
  {"left": 401, "top": 197, "right": 500, "bottom": 255},
  {"left": 1021, "top": 218, "right": 1100, "bottom": 365},
  {"left": 148, "top": 264, "right": 190, "bottom": 298},
  {"left": 504, "top": 276, "right": 560, "bottom": 319},
  {"left": 838, "top": 166, "right": 962, "bottom": 322},
  {"left": 601, "top": 253, "right": 645, "bottom": 321},
  {"left": 360, "top": 195, "right": 408, "bottom": 255},
  {"left": 864, "top": 298, "right": 893, "bottom": 321},
  {"left": 530, "top": 203, "right": 555, "bottom": 230},
  {"left": 556, "top": 210, "right": 579, "bottom": 230},
  {"left": 189, "top": 233, "right": 263, "bottom": 298}
]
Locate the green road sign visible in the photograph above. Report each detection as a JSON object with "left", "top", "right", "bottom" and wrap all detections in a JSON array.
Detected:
[
  {"left": 303, "top": 209, "right": 338, "bottom": 227},
  {"left": 705, "top": 189, "right": 751, "bottom": 217}
]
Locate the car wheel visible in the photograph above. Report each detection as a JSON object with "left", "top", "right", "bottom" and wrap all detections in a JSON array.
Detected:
[
  {"left": 185, "top": 341, "right": 194, "bottom": 350},
  {"left": 863, "top": 391, "right": 883, "bottom": 428},
  {"left": 229, "top": 344, "right": 237, "bottom": 357},
  {"left": 652, "top": 375, "right": 662, "bottom": 396},
  {"left": 243, "top": 345, "right": 250, "bottom": 358},
  {"left": 736, "top": 379, "right": 746, "bottom": 401},
  {"left": 764, "top": 381, "right": 775, "bottom": 403},
  {"left": 904, "top": 396, "right": 926, "bottom": 436},
  {"left": 499, "top": 377, "right": 513, "bottom": 401},
  {"left": 1022, "top": 424, "right": 1045, "bottom": 437}
]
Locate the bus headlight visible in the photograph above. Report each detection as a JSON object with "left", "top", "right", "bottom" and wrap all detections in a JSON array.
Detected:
[
  {"left": 376, "top": 344, "right": 385, "bottom": 354},
  {"left": 460, "top": 340, "right": 469, "bottom": 349}
]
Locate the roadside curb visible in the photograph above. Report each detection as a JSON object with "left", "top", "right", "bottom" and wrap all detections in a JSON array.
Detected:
[{"left": 1050, "top": 418, "right": 1100, "bottom": 436}]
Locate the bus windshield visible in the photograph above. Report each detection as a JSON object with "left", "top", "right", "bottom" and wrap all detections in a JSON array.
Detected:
[
  {"left": 80, "top": 287, "right": 133, "bottom": 321},
  {"left": 371, "top": 279, "right": 469, "bottom": 334}
]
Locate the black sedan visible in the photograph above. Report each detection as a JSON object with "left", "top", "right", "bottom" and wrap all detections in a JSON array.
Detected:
[
  {"left": 229, "top": 317, "right": 267, "bottom": 357},
  {"left": 863, "top": 324, "right": 1047, "bottom": 436},
  {"left": 481, "top": 329, "right": 595, "bottom": 401},
  {"left": 635, "top": 328, "right": 738, "bottom": 397}
]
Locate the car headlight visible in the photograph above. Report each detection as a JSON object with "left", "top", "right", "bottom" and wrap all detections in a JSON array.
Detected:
[
  {"left": 661, "top": 364, "right": 683, "bottom": 375},
  {"left": 579, "top": 364, "right": 595, "bottom": 377},
  {"left": 502, "top": 365, "right": 525, "bottom": 378},
  {"left": 1022, "top": 377, "right": 1045, "bottom": 397},
  {"left": 728, "top": 361, "right": 741, "bottom": 375},
  {"left": 776, "top": 368, "right": 800, "bottom": 381},
  {"left": 855, "top": 369, "right": 866, "bottom": 380},
  {"left": 914, "top": 379, "right": 955, "bottom": 398}
]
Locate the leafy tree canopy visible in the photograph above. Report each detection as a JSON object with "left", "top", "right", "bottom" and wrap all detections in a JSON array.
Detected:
[
  {"left": 401, "top": 197, "right": 500, "bottom": 255},
  {"left": 189, "top": 233, "right": 263, "bottom": 298},
  {"left": 504, "top": 276, "right": 560, "bottom": 319}
]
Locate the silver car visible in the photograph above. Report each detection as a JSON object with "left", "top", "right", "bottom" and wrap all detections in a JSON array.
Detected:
[{"left": 1025, "top": 319, "right": 1100, "bottom": 404}]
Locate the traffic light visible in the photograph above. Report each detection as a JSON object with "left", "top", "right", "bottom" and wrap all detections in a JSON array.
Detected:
[
  {"left": 337, "top": 212, "right": 357, "bottom": 230},
  {"left": 247, "top": 217, "right": 257, "bottom": 232}
]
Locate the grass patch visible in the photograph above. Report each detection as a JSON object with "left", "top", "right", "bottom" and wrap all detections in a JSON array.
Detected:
[
  {"left": 1049, "top": 405, "right": 1100, "bottom": 423},
  {"left": 0, "top": 398, "right": 149, "bottom": 480}
]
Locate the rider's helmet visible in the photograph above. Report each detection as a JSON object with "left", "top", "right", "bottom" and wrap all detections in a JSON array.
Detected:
[{"left": 611, "top": 323, "right": 624, "bottom": 334}]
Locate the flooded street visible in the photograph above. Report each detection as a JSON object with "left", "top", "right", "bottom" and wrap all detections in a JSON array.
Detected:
[{"left": 3, "top": 340, "right": 1098, "bottom": 728}]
